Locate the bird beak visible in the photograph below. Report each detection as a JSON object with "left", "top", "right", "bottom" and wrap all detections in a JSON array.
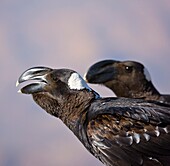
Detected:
[
  {"left": 16, "top": 67, "right": 52, "bottom": 94},
  {"left": 84, "top": 60, "right": 119, "bottom": 83}
]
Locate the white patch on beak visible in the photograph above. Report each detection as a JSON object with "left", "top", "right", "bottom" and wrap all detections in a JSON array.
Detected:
[
  {"left": 143, "top": 67, "right": 151, "bottom": 81},
  {"left": 68, "top": 72, "right": 92, "bottom": 90}
]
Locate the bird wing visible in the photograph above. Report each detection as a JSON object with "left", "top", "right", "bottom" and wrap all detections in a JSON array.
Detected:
[{"left": 86, "top": 98, "right": 170, "bottom": 166}]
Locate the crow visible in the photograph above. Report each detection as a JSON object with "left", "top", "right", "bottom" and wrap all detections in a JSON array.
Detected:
[
  {"left": 84, "top": 60, "right": 170, "bottom": 103},
  {"left": 17, "top": 66, "right": 170, "bottom": 166}
]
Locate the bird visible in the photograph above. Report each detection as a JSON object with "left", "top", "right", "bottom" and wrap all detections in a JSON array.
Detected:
[
  {"left": 17, "top": 66, "right": 170, "bottom": 166},
  {"left": 84, "top": 60, "right": 170, "bottom": 103}
]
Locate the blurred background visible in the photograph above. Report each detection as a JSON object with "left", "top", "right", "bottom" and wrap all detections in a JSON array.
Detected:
[{"left": 0, "top": 0, "right": 170, "bottom": 166}]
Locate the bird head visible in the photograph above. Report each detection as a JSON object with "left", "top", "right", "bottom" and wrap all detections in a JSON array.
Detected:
[
  {"left": 16, "top": 66, "right": 98, "bottom": 120},
  {"left": 84, "top": 60, "right": 153, "bottom": 98},
  {"left": 85, "top": 59, "right": 151, "bottom": 84},
  {"left": 17, "top": 66, "right": 93, "bottom": 94}
]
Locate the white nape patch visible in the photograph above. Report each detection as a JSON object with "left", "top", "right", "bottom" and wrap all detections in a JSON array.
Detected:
[
  {"left": 133, "top": 133, "right": 140, "bottom": 144},
  {"left": 68, "top": 72, "right": 92, "bottom": 90},
  {"left": 143, "top": 67, "right": 151, "bottom": 81}
]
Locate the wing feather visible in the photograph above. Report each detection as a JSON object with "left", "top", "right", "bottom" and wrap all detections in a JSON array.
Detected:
[{"left": 86, "top": 100, "right": 170, "bottom": 166}]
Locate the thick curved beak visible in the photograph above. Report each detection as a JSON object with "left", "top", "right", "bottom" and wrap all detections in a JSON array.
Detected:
[
  {"left": 84, "top": 60, "right": 119, "bottom": 83},
  {"left": 16, "top": 66, "right": 52, "bottom": 94}
]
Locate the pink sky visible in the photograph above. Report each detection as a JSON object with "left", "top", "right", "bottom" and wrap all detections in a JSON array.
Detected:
[{"left": 0, "top": 1, "right": 170, "bottom": 166}]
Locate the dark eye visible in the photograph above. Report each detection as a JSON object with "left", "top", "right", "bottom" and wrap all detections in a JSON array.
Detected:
[
  {"left": 125, "top": 66, "right": 133, "bottom": 73},
  {"left": 50, "top": 73, "right": 59, "bottom": 82}
]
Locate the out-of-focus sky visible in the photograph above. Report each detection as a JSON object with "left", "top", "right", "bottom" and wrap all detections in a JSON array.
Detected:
[{"left": 0, "top": 1, "right": 170, "bottom": 166}]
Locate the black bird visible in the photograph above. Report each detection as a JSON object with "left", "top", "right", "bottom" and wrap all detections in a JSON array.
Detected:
[
  {"left": 17, "top": 66, "right": 170, "bottom": 166},
  {"left": 84, "top": 60, "right": 170, "bottom": 103}
]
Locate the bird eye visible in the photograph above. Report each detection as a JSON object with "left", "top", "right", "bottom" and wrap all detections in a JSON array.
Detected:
[
  {"left": 125, "top": 66, "right": 133, "bottom": 73},
  {"left": 50, "top": 73, "right": 59, "bottom": 82}
]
